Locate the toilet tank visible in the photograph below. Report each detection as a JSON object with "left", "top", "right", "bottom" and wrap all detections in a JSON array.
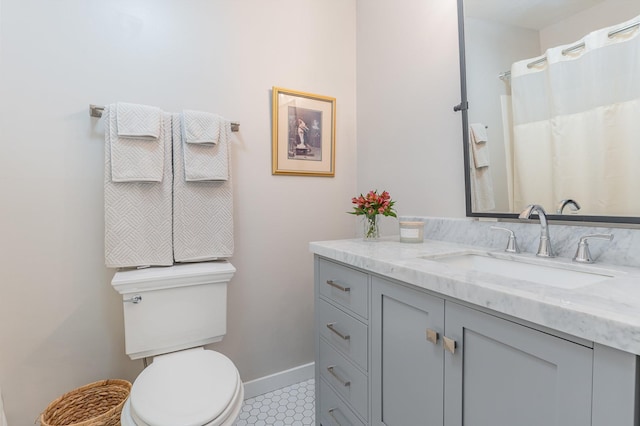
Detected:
[{"left": 111, "top": 261, "right": 236, "bottom": 360}]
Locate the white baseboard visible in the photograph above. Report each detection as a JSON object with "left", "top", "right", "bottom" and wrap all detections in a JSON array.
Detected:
[{"left": 242, "top": 362, "right": 315, "bottom": 399}]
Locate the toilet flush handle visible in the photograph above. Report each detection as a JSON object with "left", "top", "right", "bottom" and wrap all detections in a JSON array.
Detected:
[{"left": 123, "top": 295, "right": 142, "bottom": 304}]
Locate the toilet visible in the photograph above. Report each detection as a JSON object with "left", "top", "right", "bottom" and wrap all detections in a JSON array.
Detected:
[{"left": 111, "top": 261, "right": 244, "bottom": 426}]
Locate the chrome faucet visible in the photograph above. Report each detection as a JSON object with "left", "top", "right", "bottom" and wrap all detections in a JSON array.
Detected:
[
  {"left": 557, "top": 199, "right": 581, "bottom": 214},
  {"left": 519, "top": 204, "right": 554, "bottom": 257}
]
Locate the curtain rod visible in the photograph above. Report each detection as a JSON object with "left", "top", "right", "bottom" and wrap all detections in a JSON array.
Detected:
[
  {"left": 498, "top": 20, "right": 639, "bottom": 80},
  {"left": 89, "top": 104, "right": 240, "bottom": 132}
]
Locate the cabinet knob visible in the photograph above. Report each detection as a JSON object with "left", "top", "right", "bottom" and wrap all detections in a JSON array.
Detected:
[
  {"left": 426, "top": 329, "right": 440, "bottom": 345},
  {"left": 443, "top": 336, "right": 457, "bottom": 354}
]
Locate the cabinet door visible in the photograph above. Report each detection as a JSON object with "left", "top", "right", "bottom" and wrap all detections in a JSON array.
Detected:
[
  {"left": 371, "top": 277, "right": 445, "bottom": 426},
  {"left": 444, "top": 302, "right": 593, "bottom": 426}
]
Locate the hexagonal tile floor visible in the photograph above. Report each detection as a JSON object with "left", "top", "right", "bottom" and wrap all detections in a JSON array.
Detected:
[{"left": 233, "top": 378, "right": 315, "bottom": 426}]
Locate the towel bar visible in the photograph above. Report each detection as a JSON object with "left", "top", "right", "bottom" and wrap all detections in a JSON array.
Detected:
[{"left": 89, "top": 104, "right": 240, "bottom": 132}]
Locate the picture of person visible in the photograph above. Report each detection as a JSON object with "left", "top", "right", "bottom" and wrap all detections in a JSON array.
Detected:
[
  {"left": 296, "top": 118, "right": 309, "bottom": 148},
  {"left": 287, "top": 106, "right": 322, "bottom": 161}
]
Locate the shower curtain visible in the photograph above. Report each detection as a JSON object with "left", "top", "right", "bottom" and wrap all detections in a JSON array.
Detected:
[{"left": 509, "top": 15, "right": 640, "bottom": 216}]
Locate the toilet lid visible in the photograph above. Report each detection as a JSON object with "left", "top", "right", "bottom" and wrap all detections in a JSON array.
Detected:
[{"left": 130, "top": 348, "right": 239, "bottom": 426}]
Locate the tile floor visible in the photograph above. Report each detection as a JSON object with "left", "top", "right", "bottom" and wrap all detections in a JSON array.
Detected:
[{"left": 234, "top": 378, "right": 315, "bottom": 426}]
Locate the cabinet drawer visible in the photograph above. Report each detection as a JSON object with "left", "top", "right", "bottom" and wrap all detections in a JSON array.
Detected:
[
  {"left": 318, "top": 259, "right": 368, "bottom": 319},
  {"left": 319, "top": 341, "right": 368, "bottom": 421},
  {"left": 319, "top": 378, "right": 365, "bottom": 426},
  {"left": 318, "top": 298, "right": 368, "bottom": 371}
]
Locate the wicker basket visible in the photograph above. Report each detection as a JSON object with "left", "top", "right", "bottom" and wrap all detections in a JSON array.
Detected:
[{"left": 39, "top": 379, "right": 131, "bottom": 426}]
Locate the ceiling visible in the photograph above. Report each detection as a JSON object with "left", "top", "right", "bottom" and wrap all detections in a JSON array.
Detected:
[{"left": 464, "top": 0, "right": 605, "bottom": 30}]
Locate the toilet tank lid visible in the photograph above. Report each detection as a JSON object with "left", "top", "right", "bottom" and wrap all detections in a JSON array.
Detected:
[{"left": 111, "top": 261, "right": 236, "bottom": 294}]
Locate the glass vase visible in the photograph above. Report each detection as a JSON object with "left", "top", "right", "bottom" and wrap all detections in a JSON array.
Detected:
[{"left": 363, "top": 216, "right": 380, "bottom": 240}]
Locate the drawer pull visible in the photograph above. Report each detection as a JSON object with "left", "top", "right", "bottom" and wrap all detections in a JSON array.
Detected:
[
  {"left": 426, "top": 328, "right": 439, "bottom": 345},
  {"left": 326, "top": 323, "right": 351, "bottom": 340},
  {"left": 327, "top": 365, "right": 351, "bottom": 387},
  {"left": 326, "top": 279, "right": 351, "bottom": 292},
  {"left": 444, "top": 336, "right": 457, "bottom": 354},
  {"left": 328, "top": 407, "right": 350, "bottom": 426}
]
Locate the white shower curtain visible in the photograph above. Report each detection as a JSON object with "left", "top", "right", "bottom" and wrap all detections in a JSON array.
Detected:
[{"left": 509, "top": 15, "right": 640, "bottom": 215}]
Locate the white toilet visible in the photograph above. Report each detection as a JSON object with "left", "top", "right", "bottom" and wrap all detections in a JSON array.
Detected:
[{"left": 111, "top": 261, "right": 244, "bottom": 426}]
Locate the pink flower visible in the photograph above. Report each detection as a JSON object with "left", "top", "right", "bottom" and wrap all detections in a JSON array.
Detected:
[{"left": 348, "top": 190, "right": 397, "bottom": 219}]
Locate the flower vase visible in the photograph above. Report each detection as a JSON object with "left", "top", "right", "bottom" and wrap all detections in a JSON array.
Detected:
[{"left": 363, "top": 216, "right": 380, "bottom": 240}]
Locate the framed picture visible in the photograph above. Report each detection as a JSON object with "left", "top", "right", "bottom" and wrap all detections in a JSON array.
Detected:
[{"left": 272, "top": 87, "right": 336, "bottom": 176}]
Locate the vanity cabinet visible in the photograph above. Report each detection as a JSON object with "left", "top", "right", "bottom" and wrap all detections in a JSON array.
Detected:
[
  {"left": 443, "top": 300, "right": 592, "bottom": 426},
  {"left": 315, "top": 258, "right": 369, "bottom": 426},
  {"left": 371, "top": 277, "right": 592, "bottom": 426},
  {"left": 315, "top": 255, "right": 639, "bottom": 426},
  {"left": 371, "top": 277, "right": 445, "bottom": 425}
]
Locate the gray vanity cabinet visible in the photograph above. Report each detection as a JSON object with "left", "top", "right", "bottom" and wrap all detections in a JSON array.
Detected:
[
  {"left": 315, "top": 258, "right": 369, "bottom": 426},
  {"left": 315, "top": 256, "right": 639, "bottom": 426},
  {"left": 371, "top": 277, "right": 593, "bottom": 426},
  {"left": 370, "top": 277, "right": 445, "bottom": 425},
  {"left": 443, "top": 301, "right": 593, "bottom": 426}
]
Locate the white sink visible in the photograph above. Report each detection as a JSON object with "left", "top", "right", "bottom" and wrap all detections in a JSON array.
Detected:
[{"left": 422, "top": 252, "right": 616, "bottom": 289}]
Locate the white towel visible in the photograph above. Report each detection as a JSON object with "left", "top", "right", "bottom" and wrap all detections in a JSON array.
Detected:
[
  {"left": 110, "top": 102, "right": 164, "bottom": 182},
  {"left": 470, "top": 123, "right": 490, "bottom": 168},
  {"left": 182, "top": 111, "right": 229, "bottom": 181},
  {"left": 183, "top": 110, "right": 220, "bottom": 143},
  {"left": 117, "top": 102, "right": 161, "bottom": 138},
  {"left": 173, "top": 114, "right": 234, "bottom": 262},
  {"left": 104, "top": 105, "right": 173, "bottom": 268},
  {"left": 470, "top": 122, "right": 488, "bottom": 142},
  {"left": 0, "top": 385, "right": 7, "bottom": 426},
  {"left": 468, "top": 136, "right": 495, "bottom": 212}
]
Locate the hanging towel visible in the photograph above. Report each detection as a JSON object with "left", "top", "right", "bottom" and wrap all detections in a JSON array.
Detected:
[
  {"left": 182, "top": 110, "right": 229, "bottom": 181},
  {"left": 104, "top": 105, "right": 173, "bottom": 267},
  {"left": 183, "top": 109, "right": 220, "bottom": 143},
  {"left": 117, "top": 102, "right": 161, "bottom": 138},
  {"left": 468, "top": 136, "right": 495, "bottom": 212},
  {"left": 0, "top": 385, "right": 7, "bottom": 426},
  {"left": 110, "top": 102, "right": 164, "bottom": 182},
  {"left": 470, "top": 123, "right": 490, "bottom": 168},
  {"left": 173, "top": 113, "right": 234, "bottom": 262}
]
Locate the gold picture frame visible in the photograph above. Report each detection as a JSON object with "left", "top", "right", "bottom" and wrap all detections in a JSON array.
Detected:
[{"left": 272, "top": 87, "right": 336, "bottom": 176}]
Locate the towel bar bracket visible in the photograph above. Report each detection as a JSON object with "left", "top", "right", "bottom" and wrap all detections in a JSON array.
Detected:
[{"left": 89, "top": 104, "right": 104, "bottom": 118}]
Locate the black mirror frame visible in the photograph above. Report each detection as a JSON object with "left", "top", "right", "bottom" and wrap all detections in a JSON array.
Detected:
[{"left": 455, "top": 0, "right": 640, "bottom": 225}]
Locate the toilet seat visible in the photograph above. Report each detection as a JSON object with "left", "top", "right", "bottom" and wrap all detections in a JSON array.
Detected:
[{"left": 121, "top": 348, "right": 244, "bottom": 426}]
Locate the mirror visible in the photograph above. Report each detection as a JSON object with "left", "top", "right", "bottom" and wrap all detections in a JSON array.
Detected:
[{"left": 457, "top": 0, "right": 640, "bottom": 224}]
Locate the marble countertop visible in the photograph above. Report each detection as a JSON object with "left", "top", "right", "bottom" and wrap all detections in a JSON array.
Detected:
[{"left": 310, "top": 237, "right": 640, "bottom": 355}]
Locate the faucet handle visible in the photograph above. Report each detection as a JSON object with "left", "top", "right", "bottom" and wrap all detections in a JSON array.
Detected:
[
  {"left": 573, "top": 234, "right": 614, "bottom": 264},
  {"left": 490, "top": 226, "right": 520, "bottom": 253}
]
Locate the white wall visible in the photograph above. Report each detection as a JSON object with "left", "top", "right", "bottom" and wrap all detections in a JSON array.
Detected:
[
  {"left": 540, "top": 0, "right": 640, "bottom": 50},
  {"left": 464, "top": 18, "right": 540, "bottom": 211},
  {"left": 356, "top": 0, "right": 466, "bottom": 235},
  {"left": 0, "top": 0, "right": 357, "bottom": 422}
]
